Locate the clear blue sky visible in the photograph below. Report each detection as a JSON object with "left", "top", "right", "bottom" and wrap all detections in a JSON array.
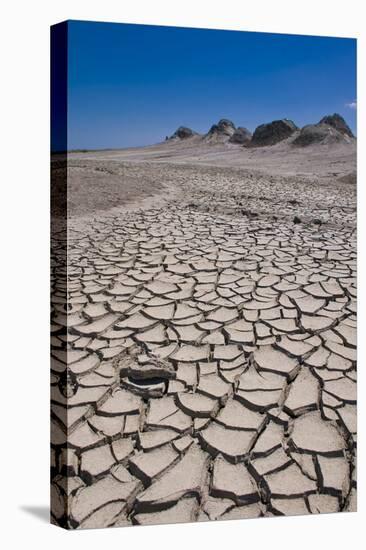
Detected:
[{"left": 66, "top": 20, "right": 356, "bottom": 150}]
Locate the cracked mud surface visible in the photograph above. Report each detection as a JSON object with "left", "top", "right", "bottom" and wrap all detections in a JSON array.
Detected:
[{"left": 51, "top": 151, "right": 356, "bottom": 529}]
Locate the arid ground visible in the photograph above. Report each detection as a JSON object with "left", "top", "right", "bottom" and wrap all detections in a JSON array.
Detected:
[{"left": 51, "top": 137, "right": 356, "bottom": 528}]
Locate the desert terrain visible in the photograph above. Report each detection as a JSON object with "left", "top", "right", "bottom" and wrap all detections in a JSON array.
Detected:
[{"left": 51, "top": 119, "right": 357, "bottom": 528}]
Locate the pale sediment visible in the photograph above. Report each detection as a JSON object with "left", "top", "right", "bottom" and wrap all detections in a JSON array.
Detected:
[{"left": 51, "top": 148, "right": 356, "bottom": 528}]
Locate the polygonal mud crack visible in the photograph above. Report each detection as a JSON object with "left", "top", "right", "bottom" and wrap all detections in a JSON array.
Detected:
[{"left": 51, "top": 158, "right": 356, "bottom": 528}]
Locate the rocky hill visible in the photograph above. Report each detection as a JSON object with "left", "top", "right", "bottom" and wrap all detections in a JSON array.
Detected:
[
  {"left": 319, "top": 113, "right": 354, "bottom": 138},
  {"left": 204, "top": 119, "right": 236, "bottom": 142},
  {"left": 294, "top": 114, "right": 355, "bottom": 147},
  {"left": 229, "top": 127, "right": 252, "bottom": 144},
  {"left": 250, "top": 119, "right": 298, "bottom": 147},
  {"left": 168, "top": 126, "right": 199, "bottom": 140},
  {"left": 166, "top": 113, "right": 355, "bottom": 148}
]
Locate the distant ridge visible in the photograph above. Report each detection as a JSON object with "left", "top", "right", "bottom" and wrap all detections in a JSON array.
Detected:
[{"left": 166, "top": 113, "right": 355, "bottom": 148}]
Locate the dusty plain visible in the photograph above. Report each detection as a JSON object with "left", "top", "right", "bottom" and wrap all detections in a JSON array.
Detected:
[{"left": 51, "top": 136, "right": 357, "bottom": 528}]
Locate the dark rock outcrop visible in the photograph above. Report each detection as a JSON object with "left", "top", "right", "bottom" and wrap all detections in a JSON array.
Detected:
[
  {"left": 170, "top": 126, "right": 197, "bottom": 140},
  {"left": 293, "top": 114, "right": 355, "bottom": 147},
  {"left": 293, "top": 124, "right": 342, "bottom": 146},
  {"left": 251, "top": 119, "right": 298, "bottom": 147},
  {"left": 205, "top": 119, "right": 236, "bottom": 141},
  {"left": 318, "top": 113, "right": 354, "bottom": 138},
  {"left": 229, "top": 127, "right": 252, "bottom": 144}
]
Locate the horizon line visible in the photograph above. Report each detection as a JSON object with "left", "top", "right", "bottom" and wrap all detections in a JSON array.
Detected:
[{"left": 52, "top": 111, "right": 357, "bottom": 152}]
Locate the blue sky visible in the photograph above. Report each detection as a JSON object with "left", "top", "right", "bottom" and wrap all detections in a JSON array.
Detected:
[{"left": 66, "top": 20, "right": 356, "bottom": 150}]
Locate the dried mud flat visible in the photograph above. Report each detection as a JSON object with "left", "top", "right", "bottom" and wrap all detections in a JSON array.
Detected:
[{"left": 51, "top": 141, "right": 356, "bottom": 529}]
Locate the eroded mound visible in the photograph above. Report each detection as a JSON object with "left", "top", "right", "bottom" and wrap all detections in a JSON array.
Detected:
[
  {"left": 319, "top": 113, "right": 354, "bottom": 138},
  {"left": 293, "top": 114, "right": 355, "bottom": 147},
  {"left": 205, "top": 119, "right": 236, "bottom": 142},
  {"left": 169, "top": 126, "right": 198, "bottom": 140},
  {"left": 251, "top": 119, "right": 298, "bottom": 147},
  {"left": 293, "top": 123, "right": 346, "bottom": 147},
  {"left": 229, "top": 127, "right": 252, "bottom": 144}
]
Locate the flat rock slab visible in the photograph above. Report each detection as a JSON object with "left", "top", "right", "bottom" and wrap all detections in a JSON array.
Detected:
[
  {"left": 324, "top": 378, "right": 356, "bottom": 402},
  {"left": 197, "top": 374, "right": 230, "bottom": 400},
  {"left": 220, "top": 503, "right": 262, "bottom": 520},
  {"left": 289, "top": 411, "right": 345, "bottom": 455},
  {"left": 271, "top": 498, "right": 310, "bottom": 516},
  {"left": 238, "top": 367, "right": 284, "bottom": 391},
  {"left": 129, "top": 444, "right": 179, "bottom": 485},
  {"left": 69, "top": 352, "right": 101, "bottom": 375},
  {"left": 317, "top": 455, "right": 350, "bottom": 495},
  {"left": 171, "top": 345, "right": 209, "bottom": 362},
  {"left": 253, "top": 345, "right": 299, "bottom": 377},
  {"left": 98, "top": 389, "right": 142, "bottom": 415},
  {"left": 176, "top": 392, "right": 219, "bottom": 418},
  {"left": 134, "top": 496, "right": 198, "bottom": 525},
  {"left": 71, "top": 475, "right": 141, "bottom": 523},
  {"left": 75, "top": 314, "right": 118, "bottom": 336},
  {"left": 211, "top": 456, "right": 259, "bottom": 503},
  {"left": 80, "top": 444, "right": 116, "bottom": 477},
  {"left": 146, "top": 396, "right": 192, "bottom": 432},
  {"left": 138, "top": 429, "right": 178, "bottom": 450},
  {"left": 283, "top": 368, "right": 319, "bottom": 415},
  {"left": 264, "top": 462, "right": 317, "bottom": 497},
  {"left": 307, "top": 493, "right": 340, "bottom": 514},
  {"left": 216, "top": 399, "right": 265, "bottom": 431},
  {"left": 135, "top": 444, "right": 208, "bottom": 511},
  {"left": 251, "top": 421, "right": 284, "bottom": 456},
  {"left": 199, "top": 422, "right": 256, "bottom": 461}
]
